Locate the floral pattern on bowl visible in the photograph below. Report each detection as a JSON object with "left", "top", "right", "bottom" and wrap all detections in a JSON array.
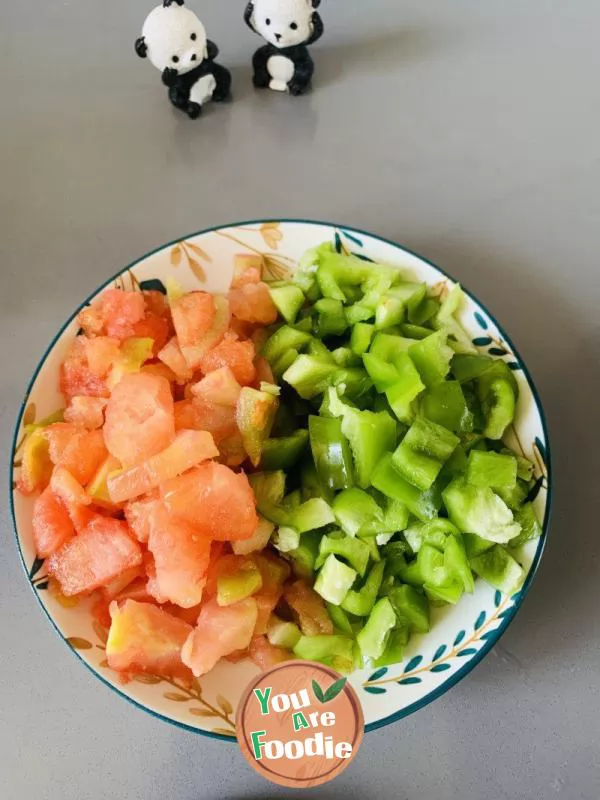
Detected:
[{"left": 10, "top": 220, "right": 551, "bottom": 741}]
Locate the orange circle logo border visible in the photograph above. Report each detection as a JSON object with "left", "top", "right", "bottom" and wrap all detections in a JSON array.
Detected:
[{"left": 236, "top": 661, "right": 364, "bottom": 788}]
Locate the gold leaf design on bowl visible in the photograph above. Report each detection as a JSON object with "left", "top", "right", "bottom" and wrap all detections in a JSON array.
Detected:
[
  {"left": 163, "top": 692, "right": 190, "bottom": 702},
  {"left": 260, "top": 222, "right": 283, "bottom": 250},
  {"left": 216, "top": 695, "right": 233, "bottom": 715},
  {"left": 23, "top": 402, "right": 37, "bottom": 426},
  {"left": 212, "top": 727, "right": 237, "bottom": 737},
  {"left": 170, "top": 241, "right": 208, "bottom": 283},
  {"left": 189, "top": 708, "right": 218, "bottom": 718},
  {"left": 66, "top": 637, "right": 93, "bottom": 650}
]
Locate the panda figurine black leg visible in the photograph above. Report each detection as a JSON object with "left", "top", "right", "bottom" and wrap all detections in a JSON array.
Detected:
[
  {"left": 135, "top": 1, "right": 231, "bottom": 119},
  {"left": 244, "top": 0, "right": 324, "bottom": 95}
]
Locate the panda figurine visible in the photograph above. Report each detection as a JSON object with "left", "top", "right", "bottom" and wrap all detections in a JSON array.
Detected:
[
  {"left": 135, "top": 0, "right": 231, "bottom": 119},
  {"left": 244, "top": 0, "right": 324, "bottom": 95}
]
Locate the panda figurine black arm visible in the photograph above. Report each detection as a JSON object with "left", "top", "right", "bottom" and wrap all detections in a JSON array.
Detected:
[
  {"left": 135, "top": 1, "right": 231, "bottom": 119},
  {"left": 244, "top": 0, "right": 324, "bottom": 95}
]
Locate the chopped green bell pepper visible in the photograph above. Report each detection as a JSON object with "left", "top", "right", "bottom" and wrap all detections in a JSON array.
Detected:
[
  {"left": 372, "top": 624, "right": 411, "bottom": 667},
  {"left": 260, "top": 430, "right": 309, "bottom": 471},
  {"left": 403, "top": 518, "right": 459, "bottom": 553},
  {"left": 420, "top": 381, "right": 474, "bottom": 433},
  {"left": 217, "top": 560, "right": 263, "bottom": 606},
  {"left": 290, "top": 497, "right": 335, "bottom": 533},
  {"left": 331, "top": 367, "right": 373, "bottom": 401},
  {"left": 356, "top": 598, "right": 397, "bottom": 660},
  {"left": 268, "top": 285, "right": 305, "bottom": 324},
  {"left": 381, "top": 541, "right": 410, "bottom": 577},
  {"left": 300, "top": 458, "right": 335, "bottom": 503},
  {"left": 313, "top": 298, "right": 349, "bottom": 337},
  {"left": 466, "top": 450, "right": 517, "bottom": 490},
  {"left": 262, "top": 325, "right": 311, "bottom": 364},
  {"left": 331, "top": 347, "right": 361, "bottom": 367},
  {"left": 371, "top": 453, "right": 442, "bottom": 521},
  {"left": 316, "top": 530, "right": 372, "bottom": 576},
  {"left": 326, "top": 603, "right": 355, "bottom": 635},
  {"left": 388, "top": 584, "right": 430, "bottom": 633},
  {"left": 341, "top": 407, "right": 397, "bottom": 488},
  {"left": 314, "top": 554, "right": 357, "bottom": 605},
  {"left": 307, "top": 337, "right": 336, "bottom": 362},
  {"left": 283, "top": 355, "right": 338, "bottom": 399},
  {"left": 369, "top": 332, "right": 415, "bottom": 363},
  {"left": 293, "top": 634, "right": 355, "bottom": 673},
  {"left": 332, "top": 488, "right": 383, "bottom": 538},
  {"left": 470, "top": 544, "right": 524, "bottom": 594},
  {"left": 309, "top": 415, "right": 354, "bottom": 490},
  {"left": 463, "top": 532, "right": 495, "bottom": 558},
  {"left": 236, "top": 387, "right": 278, "bottom": 467},
  {"left": 363, "top": 353, "right": 400, "bottom": 392},
  {"left": 288, "top": 530, "right": 322, "bottom": 579},
  {"left": 443, "top": 477, "right": 521, "bottom": 543},
  {"left": 509, "top": 502, "right": 542, "bottom": 548},
  {"left": 351, "top": 322, "right": 375, "bottom": 355},
  {"left": 375, "top": 294, "right": 405, "bottom": 330},
  {"left": 267, "top": 617, "right": 302, "bottom": 649},
  {"left": 341, "top": 560, "right": 386, "bottom": 616},
  {"left": 272, "top": 526, "right": 301, "bottom": 553},
  {"left": 408, "top": 331, "right": 453, "bottom": 387},
  {"left": 479, "top": 377, "right": 516, "bottom": 440},
  {"left": 385, "top": 353, "right": 426, "bottom": 423},
  {"left": 401, "top": 322, "right": 434, "bottom": 340},
  {"left": 391, "top": 417, "right": 459, "bottom": 491},
  {"left": 272, "top": 348, "right": 299, "bottom": 378}
]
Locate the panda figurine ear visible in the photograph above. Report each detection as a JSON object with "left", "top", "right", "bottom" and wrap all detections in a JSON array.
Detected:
[
  {"left": 135, "top": 36, "right": 148, "bottom": 58},
  {"left": 243, "top": 2, "right": 255, "bottom": 32},
  {"left": 163, "top": 0, "right": 184, "bottom": 6},
  {"left": 312, "top": 0, "right": 322, "bottom": 7}
]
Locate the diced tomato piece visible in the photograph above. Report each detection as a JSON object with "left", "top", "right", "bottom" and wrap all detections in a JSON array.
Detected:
[
  {"left": 254, "top": 356, "right": 275, "bottom": 386},
  {"left": 124, "top": 495, "right": 159, "bottom": 543},
  {"left": 107, "top": 429, "right": 218, "bottom": 504},
  {"left": 283, "top": 580, "right": 334, "bottom": 636},
  {"left": 228, "top": 317, "right": 256, "bottom": 341},
  {"left": 143, "top": 290, "right": 170, "bottom": 318},
  {"left": 103, "top": 373, "right": 175, "bottom": 467},
  {"left": 132, "top": 314, "right": 170, "bottom": 356},
  {"left": 171, "top": 292, "right": 215, "bottom": 350},
  {"left": 107, "top": 600, "right": 193, "bottom": 680},
  {"left": 48, "top": 516, "right": 142, "bottom": 596},
  {"left": 111, "top": 576, "right": 154, "bottom": 605},
  {"left": 32, "top": 487, "right": 75, "bottom": 558},
  {"left": 162, "top": 462, "right": 258, "bottom": 541},
  {"left": 68, "top": 504, "right": 97, "bottom": 533},
  {"left": 254, "top": 589, "right": 282, "bottom": 635},
  {"left": 87, "top": 454, "right": 122, "bottom": 510},
  {"left": 181, "top": 597, "right": 258, "bottom": 677},
  {"left": 17, "top": 428, "right": 53, "bottom": 495},
  {"left": 45, "top": 426, "right": 107, "bottom": 485},
  {"left": 84, "top": 337, "right": 121, "bottom": 377},
  {"left": 231, "top": 264, "right": 262, "bottom": 289},
  {"left": 199, "top": 336, "right": 256, "bottom": 387},
  {"left": 232, "top": 517, "right": 274, "bottom": 556},
  {"left": 158, "top": 336, "right": 193, "bottom": 383},
  {"left": 101, "top": 566, "right": 145, "bottom": 601},
  {"left": 141, "top": 362, "right": 178, "bottom": 384},
  {"left": 60, "top": 358, "right": 108, "bottom": 399},
  {"left": 191, "top": 366, "right": 241, "bottom": 407},
  {"left": 50, "top": 466, "right": 91, "bottom": 508},
  {"left": 217, "top": 431, "right": 247, "bottom": 467},
  {"left": 163, "top": 603, "right": 202, "bottom": 627},
  {"left": 64, "top": 396, "right": 107, "bottom": 429},
  {"left": 229, "top": 282, "right": 278, "bottom": 325},
  {"left": 249, "top": 635, "right": 291, "bottom": 670},
  {"left": 175, "top": 296, "right": 231, "bottom": 369},
  {"left": 147, "top": 501, "right": 211, "bottom": 608}
]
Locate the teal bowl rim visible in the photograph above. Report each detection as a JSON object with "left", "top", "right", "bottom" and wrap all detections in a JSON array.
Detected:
[{"left": 9, "top": 218, "right": 552, "bottom": 743}]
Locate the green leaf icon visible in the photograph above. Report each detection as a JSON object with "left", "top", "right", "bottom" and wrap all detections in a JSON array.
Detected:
[
  {"left": 323, "top": 677, "right": 347, "bottom": 703},
  {"left": 312, "top": 679, "right": 325, "bottom": 703}
]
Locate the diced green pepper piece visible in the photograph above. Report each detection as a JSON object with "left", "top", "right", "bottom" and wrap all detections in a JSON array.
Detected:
[
  {"left": 470, "top": 545, "right": 524, "bottom": 594},
  {"left": 425, "top": 581, "right": 464, "bottom": 605},
  {"left": 509, "top": 503, "right": 542, "bottom": 548},
  {"left": 500, "top": 448, "right": 534, "bottom": 482},
  {"left": 332, "top": 488, "right": 383, "bottom": 538},
  {"left": 314, "top": 554, "right": 357, "bottom": 605},
  {"left": 313, "top": 297, "right": 349, "bottom": 337},
  {"left": 479, "top": 377, "right": 516, "bottom": 440},
  {"left": 317, "top": 531, "right": 372, "bottom": 576},
  {"left": 346, "top": 304, "right": 374, "bottom": 324},
  {"left": 385, "top": 353, "right": 426, "bottom": 423},
  {"left": 331, "top": 367, "right": 373, "bottom": 401},
  {"left": 372, "top": 624, "right": 411, "bottom": 667},
  {"left": 351, "top": 322, "right": 375, "bottom": 355},
  {"left": 466, "top": 450, "right": 517, "bottom": 490},
  {"left": 290, "top": 497, "right": 335, "bottom": 533},
  {"left": 363, "top": 353, "right": 400, "bottom": 392},
  {"left": 463, "top": 532, "right": 495, "bottom": 558},
  {"left": 331, "top": 347, "right": 361, "bottom": 367},
  {"left": 248, "top": 471, "right": 286, "bottom": 505},
  {"left": 272, "top": 526, "right": 301, "bottom": 553},
  {"left": 300, "top": 458, "right": 334, "bottom": 503},
  {"left": 217, "top": 561, "right": 263, "bottom": 606},
  {"left": 379, "top": 497, "right": 410, "bottom": 533},
  {"left": 326, "top": 603, "right": 355, "bottom": 635},
  {"left": 236, "top": 387, "right": 278, "bottom": 467},
  {"left": 260, "top": 430, "right": 309, "bottom": 471},
  {"left": 451, "top": 353, "right": 495, "bottom": 382},
  {"left": 388, "top": 584, "right": 430, "bottom": 633},
  {"left": 342, "top": 560, "right": 385, "bottom": 616},
  {"left": 444, "top": 533, "right": 475, "bottom": 593},
  {"left": 398, "top": 558, "right": 424, "bottom": 587},
  {"left": 268, "top": 285, "right": 305, "bottom": 324},
  {"left": 404, "top": 518, "right": 459, "bottom": 553},
  {"left": 356, "top": 598, "right": 397, "bottom": 660},
  {"left": 370, "top": 332, "right": 416, "bottom": 362},
  {"left": 267, "top": 617, "right": 302, "bottom": 649},
  {"left": 443, "top": 477, "right": 521, "bottom": 543},
  {"left": 288, "top": 530, "right": 322, "bottom": 579},
  {"left": 272, "top": 348, "right": 299, "bottom": 378},
  {"left": 375, "top": 294, "right": 406, "bottom": 329},
  {"left": 420, "top": 381, "right": 474, "bottom": 433},
  {"left": 382, "top": 541, "right": 410, "bottom": 577},
  {"left": 309, "top": 415, "right": 354, "bottom": 490},
  {"left": 418, "top": 544, "right": 464, "bottom": 605},
  {"left": 262, "top": 325, "right": 311, "bottom": 363},
  {"left": 283, "top": 355, "right": 338, "bottom": 399},
  {"left": 307, "top": 337, "right": 336, "bottom": 362},
  {"left": 391, "top": 417, "right": 459, "bottom": 491},
  {"left": 408, "top": 331, "right": 453, "bottom": 387},
  {"left": 401, "top": 323, "right": 433, "bottom": 340},
  {"left": 371, "top": 453, "right": 442, "bottom": 521},
  {"left": 293, "top": 634, "right": 355, "bottom": 673},
  {"left": 341, "top": 407, "right": 397, "bottom": 488},
  {"left": 496, "top": 479, "right": 528, "bottom": 511}
]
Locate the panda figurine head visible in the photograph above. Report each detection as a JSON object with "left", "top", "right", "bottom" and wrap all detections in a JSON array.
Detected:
[
  {"left": 245, "top": 0, "right": 323, "bottom": 50},
  {"left": 136, "top": 0, "right": 208, "bottom": 75}
]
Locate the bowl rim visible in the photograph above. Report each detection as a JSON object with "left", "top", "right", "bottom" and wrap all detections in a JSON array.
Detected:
[{"left": 9, "top": 218, "right": 552, "bottom": 742}]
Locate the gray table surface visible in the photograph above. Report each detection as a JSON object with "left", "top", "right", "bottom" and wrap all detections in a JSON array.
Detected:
[{"left": 1, "top": 1, "right": 599, "bottom": 798}]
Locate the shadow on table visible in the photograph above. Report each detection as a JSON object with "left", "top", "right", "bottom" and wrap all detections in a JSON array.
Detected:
[{"left": 404, "top": 234, "right": 600, "bottom": 671}]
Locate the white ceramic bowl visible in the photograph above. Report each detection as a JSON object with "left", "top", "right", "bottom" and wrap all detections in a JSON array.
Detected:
[{"left": 10, "top": 220, "right": 551, "bottom": 741}]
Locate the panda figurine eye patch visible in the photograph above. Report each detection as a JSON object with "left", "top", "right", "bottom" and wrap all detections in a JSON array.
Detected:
[
  {"left": 135, "top": 0, "right": 231, "bottom": 119},
  {"left": 244, "top": 0, "right": 324, "bottom": 95}
]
